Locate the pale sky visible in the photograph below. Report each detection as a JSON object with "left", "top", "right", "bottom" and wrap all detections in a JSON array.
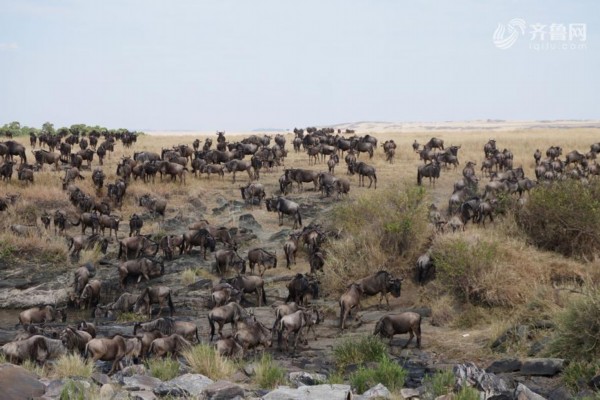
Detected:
[{"left": 0, "top": 0, "right": 597, "bottom": 131}]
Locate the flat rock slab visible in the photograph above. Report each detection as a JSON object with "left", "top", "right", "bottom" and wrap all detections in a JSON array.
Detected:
[
  {"left": 486, "top": 359, "right": 522, "bottom": 374},
  {"left": 154, "top": 373, "right": 214, "bottom": 398},
  {"left": 0, "top": 364, "right": 45, "bottom": 400},
  {"left": 202, "top": 380, "right": 245, "bottom": 400},
  {"left": 263, "top": 384, "right": 352, "bottom": 400},
  {"left": 520, "top": 358, "right": 564, "bottom": 376},
  {"left": 123, "top": 375, "right": 162, "bottom": 392},
  {"left": 514, "top": 383, "right": 547, "bottom": 400}
]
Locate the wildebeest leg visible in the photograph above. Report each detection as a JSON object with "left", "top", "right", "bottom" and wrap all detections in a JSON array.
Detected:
[{"left": 402, "top": 330, "right": 414, "bottom": 349}]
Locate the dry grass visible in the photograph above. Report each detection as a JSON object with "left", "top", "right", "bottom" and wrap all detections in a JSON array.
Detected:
[
  {"left": 181, "top": 269, "right": 197, "bottom": 286},
  {"left": 183, "top": 344, "right": 236, "bottom": 380},
  {"left": 51, "top": 353, "right": 95, "bottom": 379}
]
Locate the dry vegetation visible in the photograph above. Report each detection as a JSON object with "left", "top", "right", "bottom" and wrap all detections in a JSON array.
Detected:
[{"left": 3, "top": 126, "right": 600, "bottom": 367}]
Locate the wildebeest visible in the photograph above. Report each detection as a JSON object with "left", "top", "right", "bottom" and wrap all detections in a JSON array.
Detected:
[
  {"left": 266, "top": 196, "right": 302, "bottom": 228},
  {"left": 277, "top": 309, "right": 319, "bottom": 352},
  {"left": 159, "top": 234, "right": 184, "bottom": 261},
  {"left": 118, "top": 258, "right": 164, "bottom": 289},
  {"left": 148, "top": 334, "right": 191, "bottom": 358},
  {"left": 98, "top": 214, "right": 120, "bottom": 239},
  {"left": 32, "top": 149, "right": 61, "bottom": 171},
  {"left": 139, "top": 194, "right": 167, "bottom": 219},
  {"left": 211, "top": 284, "right": 242, "bottom": 308},
  {"left": 425, "top": 137, "right": 444, "bottom": 150},
  {"left": 3, "top": 140, "right": 27, "bottom": 163},
  {"left": 224, "top": 275, "right": 267, "bottom": 307},
  {"left": 234, "top": 317, "right": 272, "bottom": 356},
  {"left": 373, "top": 312, "right": 422, "bottom": 348},
  {"left": 216, "top": 337, "right": 243, "bottom": 358},
  {"left": 158, "top": 161, "right": 187, "bottom": 184},
  {"left": 208, "top": 302, "right": 247, "bottom": 341},
  {"left": 339, "top": 283, "right": 363, "bottom": 330},
  {"left": 60, "top": 327, "right": 92, "bottom": 354},
  {"left": 182, "top": 229, "right": 216, "bottom": 259},
  {"left": 224, "top": 159, "right": 254, "bottom": 183},
  {"left": 67, "top": 234, "right": 109, "bottom": 258},
  {"left": 74, "top": 263, "right": 93, "bottom": 295},
  {"left": 286, "top": 273, "right": 319, "bottom": 306},
  {"left": 417, "top": 160, "right": 441, "bottom": 186},
  {"left": 355, "top": 271, "right": 402, "bottom": 310},
  {"left": 348, "top": 161, "right": 377, "bottom": 189},
  {"left": 416, "top": 253, "right": 435, "bottom": 283},
  {"left": 1, "top": 335, "right": 66, "bottom": 364},
  {"left": 85, "top": 335, "right": 142, "bottom": 375},
  {"left": 240, "top": 182, "right": 266, "bottom": 207},
  {"left": 18, "top": 305, "right": 67, "bottom": 326},
  {"left": 283, "top": 233, "right": 301, "bottom": 269},
  {"left": 77, "top": 321, "right": 97, "bottom": 338},
  {"left": 117, "top": 235, "right": 158, "bottom": 260},
  {"left": 284, "top": 168, "right": 319, "bottom": 192},
  {"left": 129, "top": 214, "right": 143, "bottom": 237},
  {"left": 72, "top": 212, "right": 100, "bottom": 235},
  {"left": 133, "top": 286, "right": 175, "bottom": 319},
  {"left": 78, "top": 279, "right": 102, "bottom": 310},
  {"left": 214, "top": 249, "right": 246, "bottom": 275},
  {"left": 134, "top": 317, "right": 200, "bottom": 344},
  {"left": 247, "top": 248, "right": 277, "bottom": 276}
]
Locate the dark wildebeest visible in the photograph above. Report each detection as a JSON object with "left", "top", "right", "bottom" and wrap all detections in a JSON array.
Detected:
[
  {"left": 412, "top": 140, "right": 420, "bottom": 152},
  {"left": 355, "top": 271, "right": 402, "bottom": 310},
  {"left": 286, "top": 273, "right": 319, "bottom": 306},
  {"left": 71, "top": 212, "right": 100, "bottom": 235},
  {"left": 159, "top": 234, "right": 184, "bottom": 261},
  {"left": 133, "top": 286, "right": 175, "bottom": 319},
  {"left": 283, "top": 233, "right": 301, "bottom": 269},
  {"left": 117, "top": 235, "right": 158, "bottom": 260},
  {"left": 4, "top": 140, "right": 27, "bottom": 163},
  {"left": 60, "top": 327, "right": 92, "bottom": 354},
  {"left": 1, "top": 335, "right": 66, "bottom": 364},
  {"left": 77, "top": 321, "right": 97, "bottom": 338},
  {"left": 67, "top": 234, "right": 109, "bottom": 258},
  {"left": 118, "top": 257, "right": 164, "bottom": 289},
  {"left": 129, "top": 214, "right": 143, "bottom": 237},
  {"left": 98, "top": 214, "right": 120, "bottom": 239},
  {"left": 182, "top": 229, "right": 216, "bottom": 259},
  {"left": 18, "top": 305, "right": 67, "bottom": 326},
  {"left": 208, "top": 302, "right": 247, "bottom": 341},
  {"left": 352, "top": 140, "right": 374, "bottom": 159},
  {"left": 247, "top": 248, "right": 277, "bottom": 276},
  {"left": 139, "top": 194, "right": 167, "bottom": 219},
  {"left": 214, "top": 249, "right": 245, "bottom": 275},
  {"left": 484, "top": 139, "right": 496, "bottom": 157},
  {"left": 240, "top": 182, "right": 266, "bottom": 207},
  {"left": 534, "top": 149, "right": 542, "bottom": 165},
  {"left": 79, "top": 279, "right": 102, "bottom": 310},
  {"left": 266, "top": 196, "right": 302, "bottom": 228},
  {"left": 425, "top": 137, "right": 444, "bottom": 150},
  {"left": 416, "top": 253, "right": 435, "bottom": 283},
  {"left": 224, "top": 275, "right": 267, "bottom": 307},
  {"left": 158, "top": 161, "right": 187, "bottom": 184},
  {"left": 417, "top": 160, "right": 441, "bottom": 186},
  {"left": 284, "top": 168, "right": 319, "bottom": 192},
  {"left": 339, "top": 283, "right": 363, "bottom": 330},
  {"left": 148, "top": 334, "right": 191, "bottom": 358},
  {"left": 373, "top": 312, "right": 422, "bottom": 348},
  {"left": 224, "top": 159, "right": 254, "bottom": 183},
  {"left": 85, "top": 335, "right": 142, "bottom": 375},
  {"left": 348, "top": 161, "right": 377, "bottom": 189}
]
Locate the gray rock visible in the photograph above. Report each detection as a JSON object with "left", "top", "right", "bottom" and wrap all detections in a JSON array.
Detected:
[
  {"left": 118, "top": 365, "right": 148, "bottom": 378},
  {"left": 91, "top": 372, "right": 112, "bottom": 386},
  {"left": 239, "top": 214, "right": 262, "bottom": 231},
  {"left": 0, "top": 364, "right": 46, "bottom": 400},
  {"left": 243, "top": 362, "right": 258, "bottom": 376},
  {"left": 363, "top": 383, "right": 392, "bottom": 398},
  {"left": 202, "top": 380, "right": 245, "bottom": 400},
  {"left": 45, "top": 379, "right": 91, "bottom": 398},
  {"left": 131, "top": 391, "right": 157, "bottom": 400},
  {"left": 486, "top": 359, "right": 522, "bottom": 374},
  {"left": 288, "top": 371, "right": 327, "bottom": 387},
  {"left": 514, "top": 383, "right": 547, "bottom": 400},
  {"left": 154, "top": 373, "right": 214, "bottom": 398},
  {"left": 454, "top": 362, "right": 511, "bottom": 398},
  {"left": 99, "top": 383, "right": 117, "bottom": 399},
  {"left": 123, "top": 375, "right": 162, "bottom": 392},
  {"left": 262, "top": 384, "right": 352, "bottom": 400},
  {"left": 520, "top": 358, "right": 564, "bottom": 376},
  {"left": 187, "top": 278, "right": 213, "bottom": 290}
]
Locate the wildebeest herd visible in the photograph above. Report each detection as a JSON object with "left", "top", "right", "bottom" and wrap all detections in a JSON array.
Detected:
[{"left": 2, "top": 127, "right": 596, "bottom": 375}]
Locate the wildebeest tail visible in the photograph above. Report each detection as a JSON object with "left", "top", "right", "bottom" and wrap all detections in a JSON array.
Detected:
[
  {"left": 417, "top": 170, "right": 422, "bottom": 185},
  {"left": 373, "top": 319, "right": 383, "bottom": 337},
  {"left": 262, "top": 286, "right": 267, "bottom": 305},
  {"left": 296, "top": 210, "right": 302, "bottom": 227},
  {"left": 339, "top": 301, "right": 345, "bottom": 328},
  {"left": 117, "top": 243, "right": 123, "bottom": 259},
  {"left": 167, "top": 292, "right": 175, "bottom": 316},
  {"left": 195, "top": 327, "right": 200, "bottom": 344},
  {"left": 208, "top": 315, "right": 215, "bottom": 341}
]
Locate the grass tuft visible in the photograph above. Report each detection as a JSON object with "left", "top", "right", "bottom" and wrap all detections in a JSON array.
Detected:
[
  {"left": 333, "top": 335, "right": 388, "bottom": 370},
  {"left": 422, "top": 370, "right": 455, "bottom": 398},
  {"left": 147, "top": 358, "right": 181, "bottom": 381},
  {"left": 349, "top": 355, "right": 406, "bottom": 394},
  {"left": 254, "top": 354, "right": 286, "bottom": 389},
  {"left": 181, "top": 269, "right": 197, "bottom": 286},
  {"left": 52, "top": 353, "right": 95, "bottom": 379},
  {"left": 183, "top": 344, "right": 236, "bottom": 380}
]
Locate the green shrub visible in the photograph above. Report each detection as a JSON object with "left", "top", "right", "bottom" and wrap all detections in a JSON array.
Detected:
[
  {"left": 546, "top": 289, "right": 600, "bottom": 362},
  {"left": 349, "top": 356, "right": 406, "bottom": 394},
  {"left": 59, "top": 380, "right": 86, "bottom": 400},
  {"left": 147, "top": 358, "right": 180, "bottom": 381},
  {"left": 422, "top": 370, "right": 455, "bottom": 398},
  {"left": 254, "top": 354, "right": 286, "bottom": 389},
  {"left": 333, "top": 335, "right": 388, "bottom": 370},
  {"left": 455, "top": 385, "right": 481, "bottom": 400},
  {"left": 326, "top": 371, "right": 345, "bottom": 385},
  {"left": 562, "top": 361, "right": 599, "bottom": 394},
  {"left": 516, "top": 180, "right": 600, "bottom": 259}
]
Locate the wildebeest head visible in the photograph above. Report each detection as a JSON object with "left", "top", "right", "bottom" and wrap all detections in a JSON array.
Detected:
[{"left": 387, "top": 277, "right": 403, "bottom": 298}]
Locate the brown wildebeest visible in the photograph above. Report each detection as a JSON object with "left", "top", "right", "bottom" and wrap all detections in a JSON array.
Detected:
[
  {"left": 247, "top": 248, "right": 277, "bottom": 276},
  {"left": 272, "top": 302, "right": 300, "bottom": 331},
  {"left": 135, "top": 330, "right": 164, "bottom": 359},
  {"left": 373, "top": 312, "right": 422, "bottom": 349},
  {"left": 74, "top": 264, "right": 92, "bottom": 295},
  {"left": 223, "top": 275, "right": 266, "bottom": 307},
  {"left": 93, "top": 292, "right": 138, "bottom": 320},
  {"left": 200, "top": 163, "right": 226, "bottom": 179},
  {"left": 133, "top": 286, "right": 175, "bottom": 319},
  {"left": 1, "top": 335, "right": 66, "bottom": 365},
  {"left": 348, "top": 161, "right": 377, "bottom": 189},
  {"left": 158, "top": 160, "right": 187, "bottom": 184},
  {"left": 118, "top": 258, "right": 164, "bottom": 289},
  {"left": 425, "top": 137, "right": 444, "bottom": 150},
  {"left": 240, "top": 182, "right": 266, "bottom": 207},
  {"left": 339, "top": 283, "right": 363, "bottom": 330},
  {"left": 417, "top": 160, "right": 440, "bottom": 186},
  {"left": 32, "top": 149, "right": 61, "bottom": 171},
  {"left": 224, "top": 159, "right": 254, "bottom": 183},
  {"left": 277, "top": 309, "right": 319, "bottom": 352},
  {"left": 266, "top": 197, "right": 302, "bottom": 229},
  {"left": 72, "top": 212, "right": 100, "bottom": 235},
  {"left": 77, "top": 321, "right": 96, "bottom": 338},
  {"left": 182, "top": 229, "right": 216, "bottom": 259},
  {"left": 139, "top": 194, "right": 167, "bottom": 219},
  {"left": 286, "top": 274, "right": 319, "bottom": 306},
  {"left": 284, "top": 168, "right": 319, "bottom": 192},
  {"left": 129, "top": 214, "right": 143, "bottom": 237},
  {"left": 53, "top": 210, "right": 69, "bottom": 235},
  {"left": 187, "top": 219, "right": 210, "bottom": 231},
  {"left": 208, "top": 302, "right": 247, "bottom": 341},
  {"left": 60, "top": 327, "right": 92, "bottom": 354},
  {"left": 355, "top": 271, "right": 402, "bottom": 310},
  {"left": 234, "top": 318, "right": 272, "bottom": 356},
  {"left": 148, "top": 334, "right": 191, "bottom": 358},
  {"left": 216, "top": 337, "right": 243, "bottom": 359},
  {"left": 79, "top": 279, "right": 102, "bottom": 310},
  {"left": 17, "top": 167, "right": 34, "bottom": 184},
  {"left": 18, "top": 305, "right": 67, "bottom": 326},
  {"left": 85, "top": 335, "right": 142, "bottom": 375},
  {"left": 99, "top": 214, "right": 120, "bottom": 238},
  {"left": 117, "top": 235, "right": 158, "bottom": 260},
  {"left": 67, "top": 234, "right": 109, "bottom": 258},
  {"left": 212, "top": 284, "right": 242, "bottom": 308},
  {"left": 133, "top": 317, "right": 200, "bottom": 343},
  {"left": 214, "top": 249, "right": 246, "bottom": 276},
  {"left": 206, "top": 225, "right": 236, "bottom": 248},
  {"left": 159, "top": 234, "right": 184, "bottom": 260}
]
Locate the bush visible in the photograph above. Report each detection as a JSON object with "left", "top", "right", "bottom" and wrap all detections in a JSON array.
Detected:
[
  {"left": 181, "top": 269, "right": 196, "bottom": 286},
  {"left": 349, "top": 356, "right": 406, "bottom": 394},
  {"left": 59, "top": 379, "right": 86, "bottom": 400},
  {"left": 147, "top": 358, "right": 180, "bottom": 381},
  {"left": 516, "top": 180, "right": 600, "bottom": 259},
  {"left": 323, "top": 185, "right": 430, "bottom": 295},
  {"left": 455, "top": 385, "right": 481, "bottom": 400},
  {"left": 422, "top": 370, "right": 455, "bottom": 398},
  {"left": 546, "top": 289, "right": 600, "bottom": 362},
  {"left": 254, "top": 354, "right": 286, "bottom": 389},
  {"left": 52, "top": 354, "right": 95, "bottom": 379},
  {"left": 183, "top": 344, "right": 235, "bottom": 380},
  {"left": 333, "top": 335, "right": 388, "bottom": 370},
  {"left": 562, "top": 361, "right": 599, "bottom": 394}
]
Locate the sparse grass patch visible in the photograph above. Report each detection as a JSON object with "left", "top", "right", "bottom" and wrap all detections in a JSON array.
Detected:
[
  {"left": 326, "top": 371, "right": 345, "bottom": 385},
  {"left": 59, "top": 379, "right": 87, "bottom": 400},
  {"left": 183, "top": 344, "right": 235, "bottom": 380},
  {"left": 254, "top": 354, "right": 286, "bottom": 389},
  {"left": 147, "top": 358, "right": 180, "bottom": 381},
  {"left": 116, "top": 312, "right": 145, "bottom": 323},
  {"left": 430, "top": 295, "right": 456, "bottom": 327},
  {"left": 181, "top": 269, "right": 197, "bottom": 286},
  {"left": 333, "top": 335, "right": 388, "bottom": 370},
  {"left": 0, "top": 232, "right": 69, "bottom": 269},
  {"left": 21, "top": 360, "right": 46, "bottom": 377},
  {"left": 562, "top": 361, "right": 599, "bottom": 394},
  {"left": 455, "top": 385, "right": 481, "bottom": 400},
  {"left": 422, "top": 370, "right": 455, "bottom": 398},
  {"left": 349, "top": 356, "right": 406, "bottom": 394},
  {"left": 52, "top": 353, "right": 95, "bottom": 379}
]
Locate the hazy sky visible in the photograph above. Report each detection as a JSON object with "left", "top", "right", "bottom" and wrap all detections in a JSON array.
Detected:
[{"left": 0, "top": 0, "right": 597, "bottom": 131}]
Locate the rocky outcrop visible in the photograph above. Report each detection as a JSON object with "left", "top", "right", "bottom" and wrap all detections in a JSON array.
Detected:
[
  {"left": 0, "top": 364, "right": 45, "bottom": 400},
  {"left": 263, "top": 384, "right": 352, "bottom": 400}
]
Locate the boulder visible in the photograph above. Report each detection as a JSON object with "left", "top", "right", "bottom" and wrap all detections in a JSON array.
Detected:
[
  {"left": 454, "top": 362, "right": 511, "bottom": 398},
  {"left": 520, "top": 359, "right": 564, "bottom": 376},
  {"left": 154, "top": 373, "right": 214, "bottom": 398},
  {"left": 122, "top": 375, "right": 162, "bottom": 392},
  {"left": 239, "top": 213, "right": 262, "bottom": 231},
  {"left": 202, "top": 380, "right": 245, "bottom": 400},
  {"left": 486, "top": 359, "right": 523, "bottom": 374},
  {"left": 262, "top": 384, "right": 352, "bottom": 400},
  {"left": 363, "top": 383, "right": 392, "bottom": 398},
  {"left": 288, "top": 371, "right": 327, "bottom": 387},
  {"left": 514, "top": 383, "right": 547, "bottom": 400},
  {"left": 99, "top": 383, "right": 117, "bottom": 400},
  {"left": 131, "top": 391, "right": 157, "bottom": 400},
  {"left": 187, "top": 278, "right": 213, "bottom": 290},
  {"left": 91, "top": 372, "right": 111, "bottom": 386},
  {"left": 0, "top": 364, "right": 46, "bottom": 400}
]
